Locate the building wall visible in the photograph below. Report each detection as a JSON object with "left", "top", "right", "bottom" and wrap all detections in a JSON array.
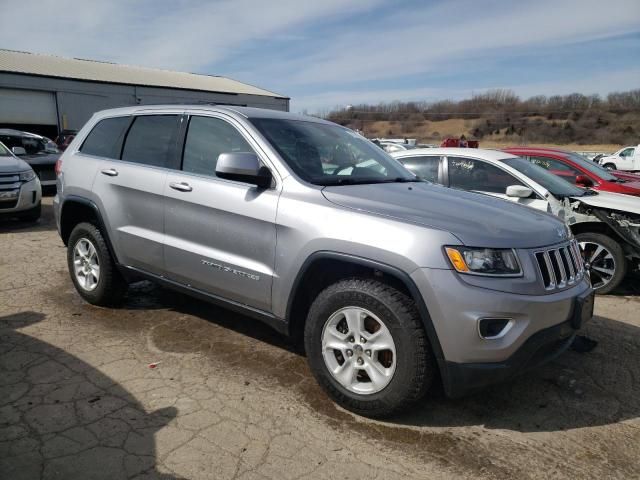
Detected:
[{"left": 0, "top": 72, "right": 289, "bottom": 135}]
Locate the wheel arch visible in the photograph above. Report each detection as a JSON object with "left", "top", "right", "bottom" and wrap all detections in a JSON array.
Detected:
[
  {"left": 60, "top": 196, "right": 119, "bottom": 263},
  {"left": 285, "top": 251, "right": 447, "bottom": 374}
]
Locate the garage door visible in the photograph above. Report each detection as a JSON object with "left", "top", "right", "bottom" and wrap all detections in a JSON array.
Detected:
[{"left": 0, "top": 88, "right": 57, "bottom": 125}]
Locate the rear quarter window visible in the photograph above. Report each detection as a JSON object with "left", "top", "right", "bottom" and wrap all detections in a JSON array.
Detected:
[{"left": 80, "top": 117, "right": 131, "bottom": 159}]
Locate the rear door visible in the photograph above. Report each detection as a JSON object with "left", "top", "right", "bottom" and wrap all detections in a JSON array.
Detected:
[
  {"left": 91, "top": 114, "right": 181, "bottom": 275},
  {"left": 445, "top": 156, "right": 549, "bottom": 210},
  {"left": 163, "top": 114, "right": 278, "bottom": 312}
]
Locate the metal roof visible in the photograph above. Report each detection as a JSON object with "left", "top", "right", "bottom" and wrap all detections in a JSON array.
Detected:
[{"left": 0, "top": 49, "right": 287, "bottom": 99}]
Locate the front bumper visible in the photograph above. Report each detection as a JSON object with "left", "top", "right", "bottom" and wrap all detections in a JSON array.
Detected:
[
  {"left": 0, "top": 177, "right": 42, "bottom": 216},
  {"left": 411, "top": 267, "right": 593, "bottom": 397}
]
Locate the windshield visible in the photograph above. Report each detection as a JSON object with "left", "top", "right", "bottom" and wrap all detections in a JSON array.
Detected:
[
  {"left": 561, "top": 152, "right": 617, "bottom": 181},
  {"left": 501, "top": 157, "right": 586, "bottom": 198},
  {"left": 249, "top": 118, "right": 416, "bottom": 186}
]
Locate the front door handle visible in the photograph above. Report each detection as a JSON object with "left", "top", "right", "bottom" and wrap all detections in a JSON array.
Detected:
[
  {"left": 169, "top": 182, "right": 193, "bottom": 192},
  {"left": 101, "top": 168, "right": 118, "bottom": 177}
]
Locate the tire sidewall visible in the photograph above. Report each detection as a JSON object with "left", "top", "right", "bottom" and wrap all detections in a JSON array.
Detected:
[
  {"left": 67, "top": 224, "right": 110, "bottom": 303},
  {"left": 305, "top": 285, "right": 425, "bottom": 411}
]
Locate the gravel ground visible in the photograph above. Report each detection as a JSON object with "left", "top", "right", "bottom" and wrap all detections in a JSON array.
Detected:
[{"left": 1, "top": 197, "right": 639, "bottom": 480}]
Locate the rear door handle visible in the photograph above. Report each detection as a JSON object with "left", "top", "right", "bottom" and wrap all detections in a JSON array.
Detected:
[
  {"left": 169, "top": 182, "right": 193, "bottom": 192},
  {"left": 101, "top": 168, "right": 118, "bottom": 177}
]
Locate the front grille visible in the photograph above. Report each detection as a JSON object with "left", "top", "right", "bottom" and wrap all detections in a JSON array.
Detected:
[
  {"left": 0, "top": 173, "right": 21, "bottom": 209},
  {"left": 534, "top": 240, "right": 584, "bottom": 290}
]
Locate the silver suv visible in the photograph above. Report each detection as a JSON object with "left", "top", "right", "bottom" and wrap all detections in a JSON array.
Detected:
[{"left": 54, "top": 106, "right": 594, "bottom": 417}]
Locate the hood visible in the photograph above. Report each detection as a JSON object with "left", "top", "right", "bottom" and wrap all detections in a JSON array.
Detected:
[
  {"left": 322, "top": 182, "right": 568, "bottom": 249},
  {"left": 572, "top": 190, "right": 640, "bottom": 215},
  {"left": 19, "top": 152, "right": 60, "bottom": 166},
  {"left": 0, "top": 155, "right": 32, "bottom": 173}
]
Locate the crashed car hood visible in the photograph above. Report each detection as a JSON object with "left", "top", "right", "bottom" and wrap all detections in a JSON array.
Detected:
[
  {"left": 322, "top": 182, "right": 568, "bottom": 249},
  {"left": 572, "top": 190, "right": 640, "bottom": 215},
  {"left": 0, "top": 155, "right": 31, "bottom": 173}
]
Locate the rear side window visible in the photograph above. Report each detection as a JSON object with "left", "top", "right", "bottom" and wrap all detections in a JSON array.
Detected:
[
  {"left": 182, "top": 116, "right": 255, "bottom": 177},
  {"left": 80, "top": 117, "right": 131, "bottom": 158},
  {"left": 121, "top": 115, "right": 179, "bottom": 168}
]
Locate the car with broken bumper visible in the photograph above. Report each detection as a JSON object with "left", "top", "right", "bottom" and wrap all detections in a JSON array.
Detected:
[
  {"left": 392, "top": 148, "right": 640, "bottom": 294},
  {"left": 54, "top": 106, "right": 593, "bottom": 417}
]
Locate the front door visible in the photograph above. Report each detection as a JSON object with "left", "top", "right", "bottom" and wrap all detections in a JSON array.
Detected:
[
  {"left": 446, "top": 156, "right": 549, "bottom": 211},
  {"left": 163, "top": 115, "right": 278, "bottom": 312}
]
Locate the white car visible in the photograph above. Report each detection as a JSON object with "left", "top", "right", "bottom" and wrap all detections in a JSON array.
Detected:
[
  {"left": 0, "top": 141, "right": 42, "bottom": 221},
  {"left": 599, "top": 145, "right": 640, "bottom": 171},
  {"left": 392, "top": 148, "right": 640, "bottom": 294}
]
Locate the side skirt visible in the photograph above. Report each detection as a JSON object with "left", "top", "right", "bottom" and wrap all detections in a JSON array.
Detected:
[{"left": 119, "top": 265, "right": 289, "bottom": 335}]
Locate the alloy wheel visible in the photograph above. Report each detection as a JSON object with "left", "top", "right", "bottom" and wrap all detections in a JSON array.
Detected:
[
  {"left": 73, "top": 238, "right": 100, "bottom": 291},
  {"left": 321, "top": 306, "right": 396, "bottom": 394},
  {"left": 579, "top": 241, "right": 616, "bottom": 290}
]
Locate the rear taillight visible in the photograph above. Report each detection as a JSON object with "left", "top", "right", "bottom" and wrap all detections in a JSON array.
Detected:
[{"left": 55, "top": 158, "right": 63, "bottom": 176}]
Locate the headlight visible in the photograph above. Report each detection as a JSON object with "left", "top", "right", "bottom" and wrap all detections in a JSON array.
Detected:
[
  {"left": 445, "top": 246, "right": 522, "bottom": 276},
  {"left": 19, "top": 170, "right": 36, "bottom": 182}
]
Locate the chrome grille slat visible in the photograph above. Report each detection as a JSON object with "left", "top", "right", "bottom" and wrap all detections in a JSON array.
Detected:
[
  {"left": 554, "top": 250, "right": 567, "bottom": 287},
  {"left": 535, "top": 240, "right": 584, "bottom": 291}
]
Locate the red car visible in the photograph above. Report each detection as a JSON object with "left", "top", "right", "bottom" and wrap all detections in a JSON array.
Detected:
[{"left": 503, "top": 147, "right": 640, "bottom": 197}]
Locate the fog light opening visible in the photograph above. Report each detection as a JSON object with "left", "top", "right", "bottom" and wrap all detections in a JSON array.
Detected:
[{"left": 478, "top": 318, "right": 513, "bottom": 340}]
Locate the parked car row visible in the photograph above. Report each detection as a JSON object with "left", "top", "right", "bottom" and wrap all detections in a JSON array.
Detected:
[{"left": 391, "top": 147, "right": 640, "bottom": 294}]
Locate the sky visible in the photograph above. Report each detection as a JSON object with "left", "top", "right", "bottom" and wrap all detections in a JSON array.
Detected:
[{"left": 1, "top": 0, "right": 638, "bottom": 113}]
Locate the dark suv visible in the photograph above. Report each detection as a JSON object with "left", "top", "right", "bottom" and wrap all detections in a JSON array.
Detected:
[{"left": 0, "top": 129, "right": 60, "bottom": 190}]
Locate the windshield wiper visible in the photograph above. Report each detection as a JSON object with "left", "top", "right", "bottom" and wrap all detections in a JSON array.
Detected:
[{"left": 318, "top": 177, "right": 420, "bottom": 186}]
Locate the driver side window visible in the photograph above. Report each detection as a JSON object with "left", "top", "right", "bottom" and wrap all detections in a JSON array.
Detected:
[
  {"left": 182, "top": 116, "right": 256, "bottom": 177},
  {"left": 448, "top": 157, "right": 524, "bottom": 194},
  {"left": 621, "top": 148, "right": 635, "bottom": 157}
]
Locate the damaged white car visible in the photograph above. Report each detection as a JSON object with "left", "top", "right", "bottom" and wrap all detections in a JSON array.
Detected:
[{"left": 391, "top": 148, "right": 640, "bottom": 294}]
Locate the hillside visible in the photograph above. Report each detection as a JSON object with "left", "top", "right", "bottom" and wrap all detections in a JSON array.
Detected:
[{"left": 326, "top": 89, "right": 640, "bottom": 152}]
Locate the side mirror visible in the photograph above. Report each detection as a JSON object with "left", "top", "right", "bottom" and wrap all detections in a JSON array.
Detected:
[
  {"left": 506, "top": 185, "right": 533, "bottom": 198},
  {"left": 575, "top": 175, "right": 593, "bottom": 187},
  {"left": 216, "top": 152, "right": 272, "bottom": 188},
  {"left": 12, "top": 146, "right": 27, "bottom": 156}
]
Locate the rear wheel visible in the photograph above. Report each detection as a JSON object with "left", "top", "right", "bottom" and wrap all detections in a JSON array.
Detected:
[
  {"left": 304, "top": 278, "right": 433, "bottom": 418},
  {"left": 602, "top": 163, "right": 617, "bottom": 170},
  {"left": 67, "top": 222, "right": 126, "bottom": 306},
  {"left": 576, "top": 232, "right": 627, "bottom": 294}
]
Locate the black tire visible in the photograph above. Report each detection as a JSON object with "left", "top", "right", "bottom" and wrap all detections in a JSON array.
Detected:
[
  {"left": 18, "top": 203, "right": 41, "bottom": 222},
  {"left": 67, "top": 222, "right": 126, "bottom": 306},
  {"left": 576, "top": 232, "right": 627, "bottom": 294},
  {"left": 602, "top": 162, "right": 617, "bottom": 170},
  {"left": 304, "top": 278, "right": 434, "bottom": 418}
]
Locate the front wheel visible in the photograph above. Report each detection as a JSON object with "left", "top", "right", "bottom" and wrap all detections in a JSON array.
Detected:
[
  {"left": 602, "top": 163, "right": 617, "bottom": 170},
  {"left": 304, "top": 278, "right": 434, "bottom": 418},
  {"left": 576, "top": 232, "right": 627, "bottom": 294}
]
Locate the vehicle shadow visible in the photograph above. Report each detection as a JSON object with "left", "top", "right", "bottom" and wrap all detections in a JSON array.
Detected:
[
  {"left": 0, "top": 311, "right": 181, "bottom": 479},
  {"left": 117, "top": 282, "right": 640, "bottom": 435},
  {"left": 0, "top": 200, "right": 56, "bottom": 234},
  {"left": 386, "top": 314, "right": 640, "bottom": 433}
]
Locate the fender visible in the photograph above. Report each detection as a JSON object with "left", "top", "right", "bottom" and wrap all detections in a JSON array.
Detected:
[
  {"left": 286, "top": 251, "right": 449, "bottom": 380},
  {"left": 60, "top": 195, "right": 120, "bottom": 264}
]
